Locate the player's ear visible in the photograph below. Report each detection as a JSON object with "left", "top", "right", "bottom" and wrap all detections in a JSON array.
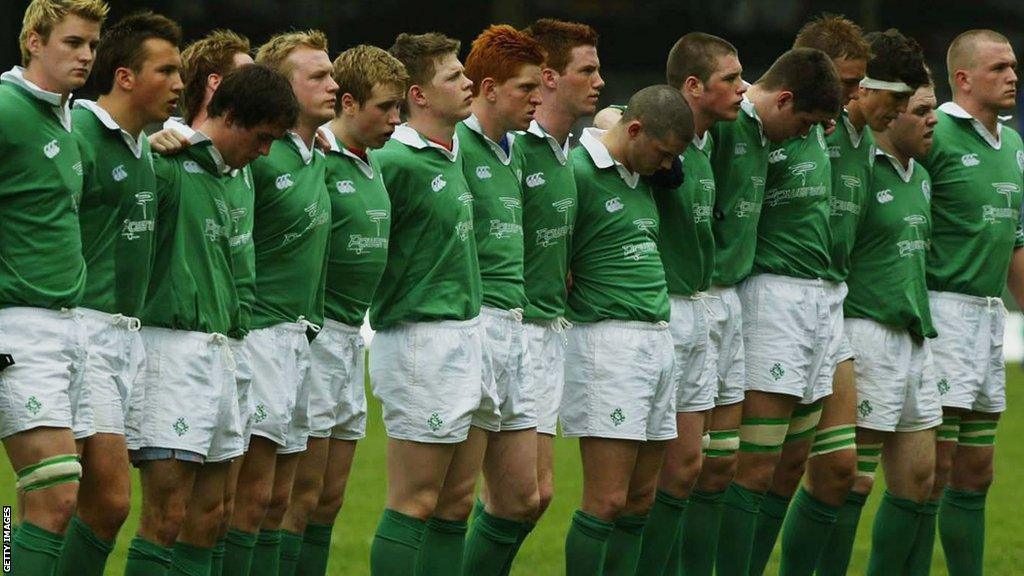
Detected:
[
  {"left": 114, "top": 66, "right": 134, "bottom": 91},
  {"left": 340, "top": 92, "right": 357, "bottom": 115},
  {"left": 207, "top": 73, "right": 223, "bottom": 94},
  {"left": 627, "top": 119, "right": 643, "bottom": 138},
  {"left": 408, "top": 84, "right": 428, "bottom": 108},
  {"left": 541, "top": 67, "right": 558, "bottom": 90},
  {"left": 776, "top": 90, "right": 794, "bottom": 110},
  {"left": 683, "top": 76, "right": 702, "bottom": 99},
  {"left": 480, "top": 77, "right": 498, "bottom": 102}
]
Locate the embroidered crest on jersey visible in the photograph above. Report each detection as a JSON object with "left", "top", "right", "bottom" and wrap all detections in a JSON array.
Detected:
[
  {"left": 992, "top": 182, "right": 1019, "bottom": 206},
  {"left": 183, "top": 160, "right": 203, "bottom": 174},
  {"left": 336, "top": 180, "right": 356, "bottom": 194},
  {"left": 431, "top": 174, "right": 447, "bottom": 192},
  {"left": 43, "top": 139, "right": 60, "bottom": 158},
  {"left": 961, "top": 153, "right": 980, "bottom": 167},
  {"left": 348, "top": 209, "right": 390, "bottom": 254},
  {"left": 536, "top": 198, "right": 575, "bottom": 247},
  {"left": 898, "top": 214, "right": 928, "bottom": 257},
  {"left": 788, "top": 161, "right": 817, "bottom": 185},
  {"left": 275, "top": 173, "right": 294, "bottom": 190},
  {"left": 605, "top": 197, "right": 624, "bottom": 213},
  {"left": 1017, "top": 150, "right": 1024, "bottom": 172},
  {"left": 112, "top": 164, "right": 128, "bottom": 182},
  {"left": 72, "top": 161, "right": 83, "bottom": 176},
  {"left": 122, "top": 191, "right": 155, "bottom": 241},
  {"left": 525, "top": 172, "right": 546, "bottom": 188},
  {"left": 768, "top": 149, "right": 787, "bottom": 164},
  {"left": 876, "top": 190, "right": 894, "bottom": 204},
  {"left": 475, "top": 165, "right": 492, "bottom": 179}
]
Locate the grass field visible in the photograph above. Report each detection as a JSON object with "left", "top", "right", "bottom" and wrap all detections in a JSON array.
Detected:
[{"left": 3, "top": 367, "right": 1023, "bottom": 575}]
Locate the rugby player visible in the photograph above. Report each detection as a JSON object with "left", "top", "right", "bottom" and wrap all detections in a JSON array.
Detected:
[
  {"left": 456, "top": 25, "right": 546, "bottom": 576},
  {"left": 689, "top": 47, "right": 842, "bottom": 576},
  {"left": 121, "top": 64, "right": 298, "bottom": 575},
  {"left": 57, "top": 12, "right": 181, "bottom": 576},
  {"left": 276, "top": 45, "right": 407, "bottom": 576},
  {"left": 0, "top": 1, "right": 105, "bottom": 573},
  {"left": 228, "top": 30, "right": 336, "bottom": 576},
  {"left": 562, "top": 85, "right": 692, "bottom": 576},
  {"left": 921, "top": 29, "right": 1024, "bottom": 576},
  {"left": 846, "top": 77, "right": 941, "bottom": 576},
  {"left": 368, "top": 32, "right": 486, "bottom": 575}
]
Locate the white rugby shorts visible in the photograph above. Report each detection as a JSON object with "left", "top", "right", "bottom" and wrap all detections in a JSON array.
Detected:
[
  {"left": 524, "top": 319, "right": 568, "bottom": 436},
  {"left": 928, "top": 291, "right": 1007, "bottom": 413},
  {"left": 308, "top": 319, "right": 368, "bottom": 441},
  {"left": 77, "top": 308, "right": 145, "bottom": 437},
  {"left": 669, "top": 295, "right": 716, "bottom": 413},
  {"left": 245, "top": 321, "right": 315, "bottom": 454},
  {"left": 476, "top": 306, "right": 536, "bottom": 432},
  {"left": 706, "top": 285, "right": 745, "bottom": 406}
]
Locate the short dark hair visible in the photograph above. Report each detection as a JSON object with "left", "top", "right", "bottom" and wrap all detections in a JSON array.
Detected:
[
  {"left": 864, "top": 30, "right": 930, "bottom": 89},
  {"left": 90, "top": 11, "right": 181, "bottom": 95},
  {"left": 621, "top": 84, "right": 694, "bottom": 143},
  {"left": 666, "top": 32, "right": 737, "bottom": 88},
  {"left": 388, "top": 32, "right": 460, "bottom": 88},
  {"left": 208, "top": 64, "right": 298, "bottom": 129},
  {"left": 522, "top": 18, "right": 599, "bottom": 74},
  {"left": 793, "top": 14, "right": 871, "bottom": 61},
  {"left": 759, "top": 48, "right": 843, "bottom": 116}
]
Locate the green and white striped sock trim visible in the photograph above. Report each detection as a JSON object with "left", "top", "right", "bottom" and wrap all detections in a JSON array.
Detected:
[
  {"left": 937, "top": 416, "right": 961, "bottom": 443},
  {"left": 16, "top": 454, "right": 81, "bottom": 493},
  {"left": 785, "top": 404, "right": 823, "bottom": 443},
  {"left": 809, "top": 424, "right": 856, "bottom": 457},
  {"left": 739, "top": 417, "right": 790, "bottom": 453},
  {"left": 957, "top": 419, "right": 998, "bottom": 447},
  {"left": 704, "top": 429, "right": 739, "bottom": 458},
  {"left": 855, "top": 443, "right": 882, "bottom": 480}
]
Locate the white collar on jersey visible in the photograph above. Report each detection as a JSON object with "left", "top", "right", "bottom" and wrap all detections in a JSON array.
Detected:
[
  {"left": 286, "top": 131, "right": 321, "bottom": 165},
  {"left": 739, "top": 95, "right": 768, "bottom": 146},
  {"left": 319, "top": 123, "right": 374, "bottom": 179},
  {"left": 187, "top": 130, "right": 232, "bottom": 175},
  {"left": 390, "top": 123, "right": 460, "bottom": 162},
  {"left": 73, "top": 99, "right": 145, "bottom": 158},
  {"left": 938, "top": 101, "right": 1004, "bottom": 150},
  {"left": 579, "top": 127, "right": 640, "bottom": 189},
  {"left": 693, "top": 130, "right": 710, "bottom": 151},
  {"left": 874, "top": 145, "right": 917, "bottom": 183},
  {"left": 1, "top": 66, "right": 72, "bottom": 131},
  {"left": 463, "top": 114, "right": 515, "bottom": 165},
  {"left": 841, "top": 109, "right": 867, "bottom": 148},
  {"left": 526, "top": 119, "right": 571, "bottom": 165}
]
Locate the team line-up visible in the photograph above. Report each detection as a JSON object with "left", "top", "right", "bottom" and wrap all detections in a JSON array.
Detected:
[{"left": 1, "top": 1, "right": 1021, "bottom": 575}]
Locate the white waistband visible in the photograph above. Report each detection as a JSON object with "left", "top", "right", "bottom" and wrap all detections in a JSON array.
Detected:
[
  {"left": 79, "top": 307, "right": 142, "bottom": 331},
  {"left": 321, "top": 317, "right": 362, "bottom": 334},
  {"left": 481, "top": 306, "right": 524, "bottom": 322},
  {"left": 929, "top": 290, "right": 1005, "bottom": 310},
  {"left": 576, "top": 319, "right": 669, "bottom": 331},
  {"left": 0, "top": 306, "right": 80, "bottom": 321},
  {"left": 747, "top": 273, "right": 825, "bottom": 287}
]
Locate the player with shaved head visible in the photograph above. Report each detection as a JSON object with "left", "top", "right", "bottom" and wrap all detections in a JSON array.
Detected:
[{"left": 921, "top": 29, "right": 1024, "bottom": 576}]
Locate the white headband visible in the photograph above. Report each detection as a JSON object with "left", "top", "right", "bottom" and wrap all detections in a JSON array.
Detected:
[{"left": 859, "top": 76, "right": 915, "bottom": 93}]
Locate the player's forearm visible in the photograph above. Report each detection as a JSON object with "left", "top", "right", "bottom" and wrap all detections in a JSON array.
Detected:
[{"left": 1007, "top": 247, "right": 1024, "bottom": 309}]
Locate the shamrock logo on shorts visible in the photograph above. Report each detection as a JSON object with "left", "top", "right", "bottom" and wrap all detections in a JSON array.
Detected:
[
  {"left": 173, "top": 417, "right": 190, "bottom": 437},
  {"left": 253, "top": 404, "right": 268, "bottom": 424},
  {"left": 25, "top": 396, "right": 42, "bottom": 416},
  {"left": 770, "top": 363, "right": 785, "bottom": 381},
  {"left": 858, "top": 400, "right": 873, "bottom": 418},
  {"left": 610, "top": 408, "right": 626, "bottom": 426},
  {"left": 427, "top": 412, "right": 444, "bottom": 432},
  {"left": 937, "top": 378, "right": 950, "bottom": 396}
]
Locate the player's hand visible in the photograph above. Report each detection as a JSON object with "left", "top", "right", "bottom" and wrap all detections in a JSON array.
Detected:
[
  {"left": 823, "top": 118, "right": 837, "bottom": 137},
  {"left": 149, "top": 129, "right": 190, "bottom": 155},
  {"left": 314, "top": 127, "right": 331, "bottom": 153}
]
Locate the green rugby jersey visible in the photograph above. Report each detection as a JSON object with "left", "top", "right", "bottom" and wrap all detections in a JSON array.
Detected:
[
  {"left": 458, "top": 116, "right": 527, "bottom": 311},
  {"left": 710, "top": 97, "right": 770, "bottom": 286},
  {"left": 249, "top": 134, "right": 332, "bottom": 329},
  {"left": 518, "top": 120, "right": 576, "bottom": 321},
  {"left": 824, "top": 111, "right": 875, "bottom": 282},
  {"left": 920, "top": 103, "right": 1024, "bottom": 298},
  {"left": 322, "top": 128, "right": 390, "bottom": 327},
  {"left": 845, "top": 149, "right": 935, "bottom": 340},
  {"left": 73, "top": 100, "right": 155, "bottom": 318},
  {"left": 142, "top": 135, "right": 238, "bottom": 335},
  {"left": 755, "top": 123, "right": 832, "bottom": 279},
  {"left": 568, "top": 129, "right": 669, "bottom": 323},
  {"left": 0, "top": 67, "right": 86, "bottom": 310},
  {"left": 369, "top": 125, "right": 481, "bottom": 329},
  {"left": 657, "top": 130, "right": 716, "bottom": 295}
]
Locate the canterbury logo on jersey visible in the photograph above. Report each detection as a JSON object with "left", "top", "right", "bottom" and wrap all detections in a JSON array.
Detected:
[
  {"left": 336, "top": 180, "right": 356, "bottom": 194},
  {"left": 606, "top": 197, "right": 624, "bottom": 213},
  {"left": 828, "top": 145, "right": 841, "bottom": 158},
  {"left": 72, "top": 162, "right": 83, "bottom": 176},
  {"left": 525, "top": 172, "right": 546, "bottom": 188},
  {"left": 183, "top": 160, "right": 203, "bottom": 174},
  {"left": 112, "top": 165, "right": 128, "bottom": 182},
  {"left": 961, "top": 153, "right": 980, "bottom": 167},
  {"left": 876, "top": 190, "right": 894, "bottom": 203},
  {"left": 43, "top": 139, "right": 60, "bottom": 158},
  {"left": 475, "top": 165, "right": 492, "bottom": 179},
  {"left": 431, "top": 174, "right": 446, "bottom": 192},
  {"left": 922, "top": 180, "right": 931, "bottom": 200},
  {"left": 275, "top": 174, "right": 294, "bottom": 190},
  {"left": 734, "top": 142, "right": 747, "bottom": 156},
  {"left": 768, "top": 149, "right": 787, "bottom": 164}
]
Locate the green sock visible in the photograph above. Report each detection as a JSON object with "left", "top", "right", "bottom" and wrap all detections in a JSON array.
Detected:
[
  {"left": 370, "top": 509, "right": 425, "bottom": 576},
  {"left": 249, "top": 530, "right": 282, "bottom": 576},
  {"left": 463, "top": 510, "right": 526, "bottom": 576},
  {"left": 680, "top": 489, "right": 725, "bottom": 576},
  {"left": 124, "top": 536, "right": 173, "bottom": 576},
  {"left": 778, "top": 487, "right": 838, "bottom": 576},
  {"left": 906, "top": 500, "right": 938, "bottom": 576},
  {"left": 55, "top": 516, "right": 113, "bottom": 576},
  {"left": 814, "top": 490, "right": 866, "bottom": 576},
  {"left": 211, "top": 538, "right": 226, "bottom": 576},
  {"left": 715, "top": 483, "right": 764, "bottom": 576},
  {"left": 11, "top": 521, "right": 65, "bottom": 576},
  {"left": 498, "top": 521, "right": 534, "bottom": 576},
  {"left": 278, "top": 530, "right": 304, "bottom": 576},
  {"left": 168, "top": 541, "right": 213, "bottom": 576},
  {"left": 416, "top": 517, "right": 467, "bottom": 576},
  {"left": 748, "top": 491, "right": 789, "bottom": 576},
  {"left": 635, "top": 490, "right": 687, "bottom": 576},
  {"left": 939, "top": 488, "right": 986, "bottom": 576},
  {"left": 222, "top": 529, "right": 257, "bottom": 576},
  {"left": 867, "top": 491, "right": 921, "bottom": 576},
  {"left": 565, "top": 510, "right": 614, "bottom": 576},
  {"left": 602, "top": 514, "right": 647, "bottom": 576},
  {"left": 296, "top": 523, "right": 333, "bottom": 576}
]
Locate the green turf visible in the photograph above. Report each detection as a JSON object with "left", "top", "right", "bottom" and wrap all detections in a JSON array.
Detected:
[{"left": 3, "top": 368, "right": 1022, "bottom": 575}]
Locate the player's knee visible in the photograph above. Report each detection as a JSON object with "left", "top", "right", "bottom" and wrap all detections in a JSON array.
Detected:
[
  {"left": 773, "top": 454, "right": 807, "bottom": 495},
  {"left": 698, "top": 455, "right": 737, "bottom": 492},
  {"left": 586, "top": 490, "right": 628, "bottom": 521},
  {"left": 958, "top": 458, "right": 994, "bottom": 492},
  {"left": 827, "top": 453, "right": 857, "bottom": 493},
  {"left": 315, "top": 485, "right": 345, "bottom": 521},
  {"left": 536, "top": 483, "right": 554, "bottom": 519},
  {"left": 624, "top": 485, "right": 657, "bottom": 516},
  {"left": 265, "top": 489, "right": 293, "bottom": 525},
  {"left": 30, "top": 483, "right": 78, "bottom": 533},
  {"left": 81, "top": 487, "right": 131, "bottom": 537}
]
